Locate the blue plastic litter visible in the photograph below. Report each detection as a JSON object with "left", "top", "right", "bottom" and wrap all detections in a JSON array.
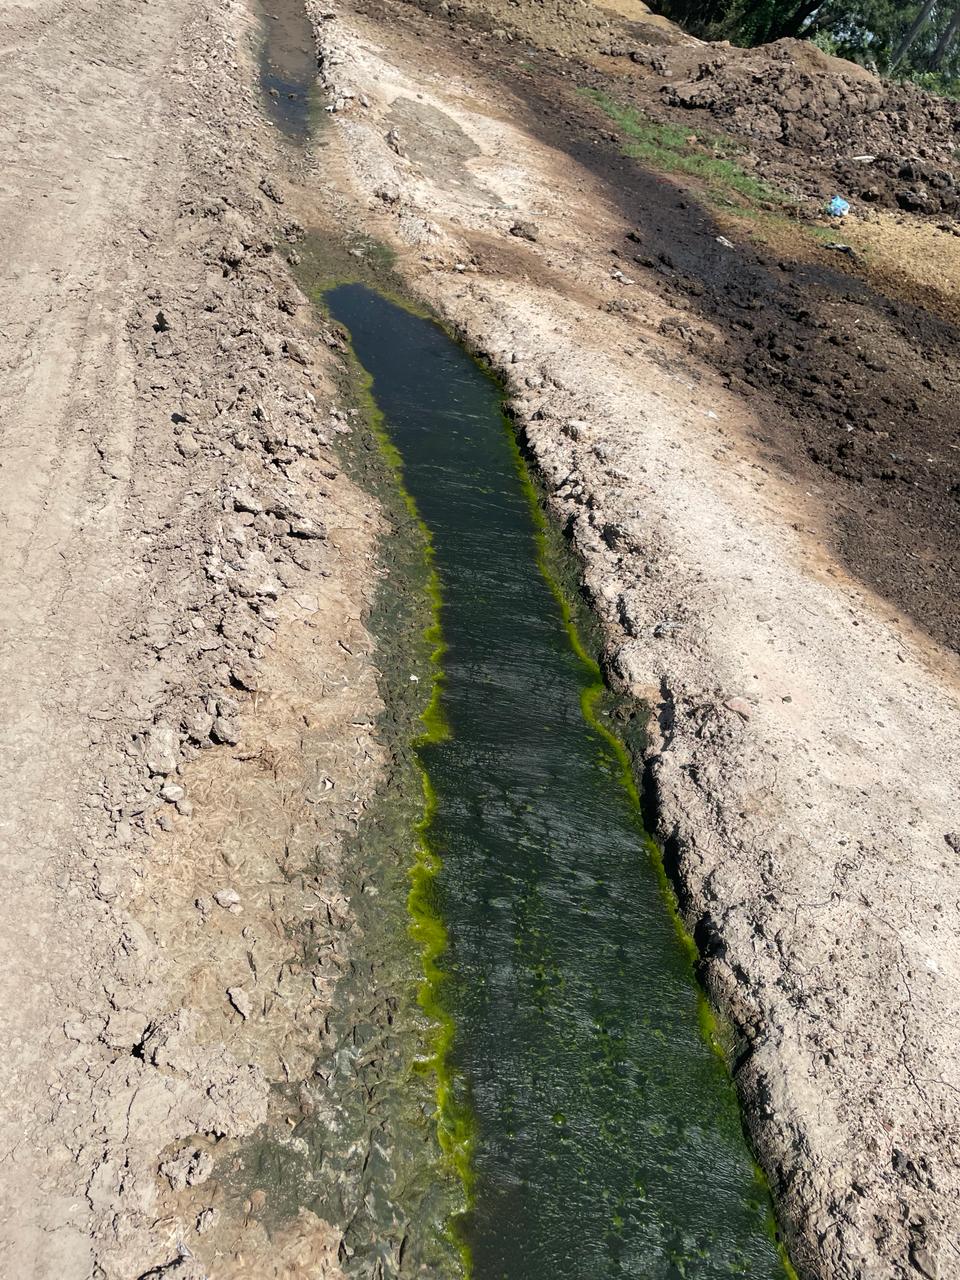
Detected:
[{"left": 828, "top": 195, "right": 851, "bottom": 217}]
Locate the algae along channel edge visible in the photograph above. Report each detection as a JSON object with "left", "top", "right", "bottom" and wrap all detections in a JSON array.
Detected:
[{"left": 325, "top": 282, "right": 788, "bottom": 1280}]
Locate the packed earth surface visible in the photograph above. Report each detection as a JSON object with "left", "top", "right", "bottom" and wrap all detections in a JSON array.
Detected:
[{"left": 2, "top": 0, "right": 960, "bottom": 1277}]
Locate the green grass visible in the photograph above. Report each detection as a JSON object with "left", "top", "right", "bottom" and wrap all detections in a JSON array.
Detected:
[{"left": 578, "top": 87, "right": 791, "bottom": 211}]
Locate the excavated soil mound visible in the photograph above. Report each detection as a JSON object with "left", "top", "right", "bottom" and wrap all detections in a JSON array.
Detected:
[
  {"left": 610, "top": 36, "right": 960, "bottom": 212},
  {"left": 427, "top": 0, "right": 960, "bottom": 215}
]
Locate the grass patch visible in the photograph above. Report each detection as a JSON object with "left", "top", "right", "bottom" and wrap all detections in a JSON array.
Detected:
[{"left": 579, "top": 86, "right": 791, "bottom": 211}]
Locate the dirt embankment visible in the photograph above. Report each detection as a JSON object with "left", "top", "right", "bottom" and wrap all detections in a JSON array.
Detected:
[
  {"left": 0, "top": 0, "right": 380, "bottom": 1275},
  {"left": 413, "top": 0, "right": 960, "bottom": 215},
  {"left": 619, "top": 38, "right": 960, "bottom": 215},
  {"left": 310, "top": 2, "right": 960, "bottom": 1277}
]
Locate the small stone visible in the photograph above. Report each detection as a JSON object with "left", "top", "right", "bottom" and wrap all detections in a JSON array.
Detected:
[
  {"left": 160, "top": 1147, "right": 214, "bottom": 1191},
  {"left": 945, "top": 833, "right": 960, "bottom": 853},
  {"left": 287, "top": 515, "right": 326, "bottom": 540},
  {"left": 176, "top": 434, "right": 200, "bottom": 459},
  {"left": 259, "top": 176, "right": 284, "bottom": 204},
  {"left": 211, "top": 716, "right": 239, "bottom": 746},
  {"left": 509, "top": 220, "right": 539, "bottom": 242},
  {"left": 160, "top": 781, "right": 185, "bottom": 804},
  {"left": 723, "top": 697, "right": 753, "bottom": 721},
  {"left": 214, "top": 887, "right": 241, "bottom": 912},
  {"left": 896, "top": 188, "right": 928, "bottom": 212},
  {"left": 101, "top": 1008, "right": 149, "bottom": 1050},
  {"left": 232, "top": 488, "right": 263, "bottom": 515},
  {"left": 64, "top": 1018, "right": 99, "bottom": 1044},
  {"left": 95, "top": 876, "right": 119, "bottom": 902},
  {"left": 283, "top": 338, "right": 311, "bottom": 366},
  {"left": 184, "top": 710, "right": 215, "bottom": 743},
  {"left": 196, "top": 1207, "right": 218, "bottom": 1234},
  {"left": 909, "top": 1244, "right": 940, "bottom": 1280},
  {"left": 227, "top": 986, "right": 253, "bottom": 1019},
  {"left": 230, "top": 661, "right": 258, "bottom": 691},
  {"left": 221, "top": 235, "right": 245, "bottom": 268},
  {"left": 141, "top": 724, "right": 179, "bottom": 776}
]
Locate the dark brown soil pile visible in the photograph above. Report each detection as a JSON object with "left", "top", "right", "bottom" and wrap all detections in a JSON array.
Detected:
[
  {"left": 609, "top": 37, "right": 960, "bottom": 213},
  {"left": 429, "top": 0, "right": 960, "bottom": 215}
]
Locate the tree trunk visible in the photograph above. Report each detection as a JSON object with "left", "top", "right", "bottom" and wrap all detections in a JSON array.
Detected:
[
  {"left": 930, "top": 2, "right": 960, "bottom": 67},
  {"left": 890, "top": 0, "right": 939, "bottom": 70},
  {"left": 770, "top": 0, "right": 825, "bottom": 41}
]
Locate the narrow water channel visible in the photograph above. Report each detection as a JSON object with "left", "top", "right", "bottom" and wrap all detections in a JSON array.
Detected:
[
  {"left": 326, "top": 284, "right": 787, "bottom": 1279},
  {"left": 255, "top": 0, "right": 317, "bottom": 142}
]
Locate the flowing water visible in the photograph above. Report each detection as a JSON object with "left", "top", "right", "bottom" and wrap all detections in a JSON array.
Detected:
[{"left": 326, "top": 283, "right": 787, "bottom": 1279}]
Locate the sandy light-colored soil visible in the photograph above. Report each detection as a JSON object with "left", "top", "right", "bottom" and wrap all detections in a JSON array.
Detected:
[
  {"left": 309, "top": 5, "right": 960, "bottom": 1276},
  {"left": 0, "top": 0, "right": 377, "bottom": 1275}
]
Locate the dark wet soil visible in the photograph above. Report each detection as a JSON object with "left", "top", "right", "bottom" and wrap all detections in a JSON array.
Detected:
[
  {"left": 358, "top": 0, "right": 960, "bottom": 654},
  {"left": 520, "top": 73, "right": 960, "bottom": 650}
]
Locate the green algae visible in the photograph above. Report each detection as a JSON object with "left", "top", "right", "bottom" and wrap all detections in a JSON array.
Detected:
[
  {"left": 507, "top": 423, "right": 797, "bottom": 1275},
  {"left": 289, "top": 216, "right": 795, "bottom": 1271},
  {"left": 308, "top": 270, "right": 475, "bottom": 1271},
  {"left": 327, "top": 281, "right": 794, "bottom": 1278}
]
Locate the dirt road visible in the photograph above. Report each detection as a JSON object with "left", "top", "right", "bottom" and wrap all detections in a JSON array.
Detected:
[
  {"left": 1, "top": 0, "right": 201, "bottom": 1268},
  {"left": 1, "top": 1, "right": 375, "bottom": 1274}
]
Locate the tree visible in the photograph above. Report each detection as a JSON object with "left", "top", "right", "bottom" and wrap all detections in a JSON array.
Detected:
[
  {"left": 651, "top": 0, "right": 960, "bottom": 90},
  {"left": 768, "top": 0, "right": 826, "bottom": 40},
  {"left": 890, "top": 0, "right": 939, "bottom": 68},
  {"left": 929, "top": 2, "right": 960, "bottom": 67}
]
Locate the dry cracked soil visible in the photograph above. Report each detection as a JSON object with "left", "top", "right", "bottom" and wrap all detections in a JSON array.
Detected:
[{"left": 2, "top": 0, "right": 960, "bottom": 1277}]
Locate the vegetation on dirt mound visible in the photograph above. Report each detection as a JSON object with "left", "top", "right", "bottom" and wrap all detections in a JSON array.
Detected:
[{"left": 578, "top": 87, "right": 792, "bottom": 212}]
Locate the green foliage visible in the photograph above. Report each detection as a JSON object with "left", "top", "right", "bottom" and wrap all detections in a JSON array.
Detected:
[
  {"left": 899, "top": 65, "right": 960, "bottom": 94},
  {"left": 579, "top": 87, "right": 791, "bottom": 210},
  {"left": 809, "top": 28, "right": 842, "bottom": 57}
]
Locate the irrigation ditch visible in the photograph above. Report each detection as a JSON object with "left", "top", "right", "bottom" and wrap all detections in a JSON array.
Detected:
[{"left": 247, "top": 1, "right": 797, "bottom": 1273}]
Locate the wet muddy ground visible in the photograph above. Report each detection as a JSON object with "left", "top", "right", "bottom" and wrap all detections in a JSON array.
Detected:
[
  {"left": 257, "top": 0, "right": 319, "bottom": 141},
  {"left": 356, "top": 0, "right": 960, "bottom": 655}
]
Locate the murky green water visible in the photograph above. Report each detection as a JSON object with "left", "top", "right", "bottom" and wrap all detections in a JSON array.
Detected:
[{"left": 326, "top": 283, "right": 786, "bottom": 1279}]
